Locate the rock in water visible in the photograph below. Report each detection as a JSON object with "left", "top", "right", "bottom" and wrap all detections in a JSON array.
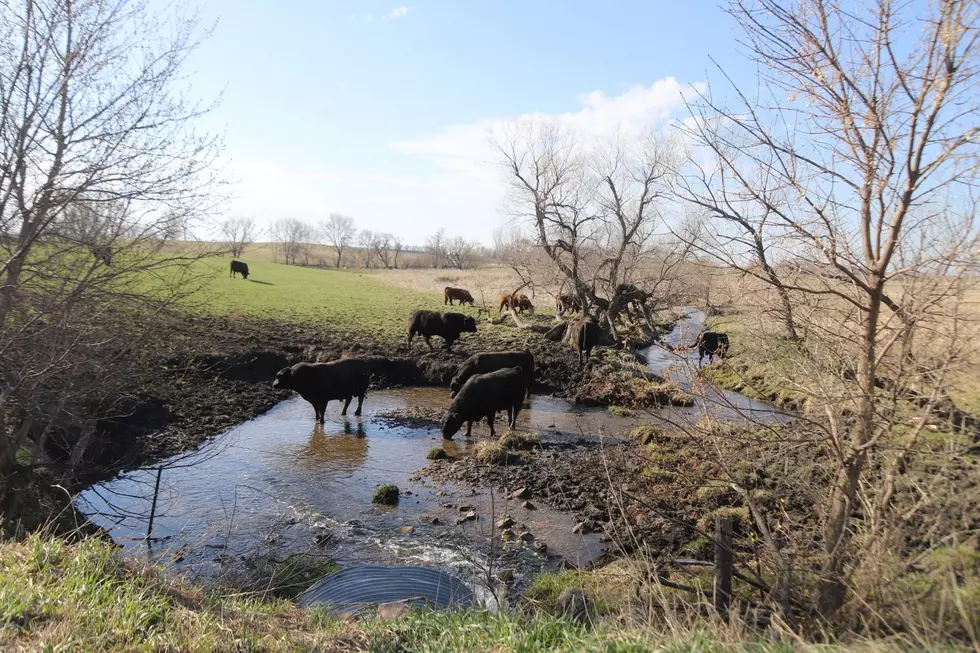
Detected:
[
  {"left": 496, "top": 516, "right": 515, "bottom": 529},
  {"left": 512, "top": 487, "right": 532, "bottom": 500}
]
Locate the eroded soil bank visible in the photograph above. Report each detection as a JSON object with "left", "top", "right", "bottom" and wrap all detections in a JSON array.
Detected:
[{"left": 67, "top": 313, "right": 593, "bottom": 483}]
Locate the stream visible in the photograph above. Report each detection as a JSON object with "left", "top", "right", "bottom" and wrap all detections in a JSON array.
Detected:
[{"left": 78, "top": 307, "right": 783, "bottom": 604}]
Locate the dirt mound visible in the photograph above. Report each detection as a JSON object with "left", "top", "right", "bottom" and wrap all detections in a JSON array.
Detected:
[{"left": 573, "top": 352, "right": 693, "bottom": 408}]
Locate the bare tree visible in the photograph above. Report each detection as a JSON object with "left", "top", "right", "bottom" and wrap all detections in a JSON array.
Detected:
[
  {"left": 220, "top": 217, "right": 260, "bottom": 258},
  {"left": 270, "top": 218, "right": 310, "bottom": 266},
  {"left": 0, "top": 0, "right": 221, "bottom": 496},
  {"left": 673, "top": 118, "right": 799, "bottom": 340},
  {"left": 391, "top": 237, "right": 404, "bottom": 269},
  {"left": 494, "top": 122, "right": 685, "bottom": 338},
  {"left": 445, "top": 236, "right": 476, "bottom": 269},
  {"left": 373, "top": 232, "right": 395, "bottom": 269},
  {"left": 357, "top": 229, "right": 375, "bottom": 268},
  {"left": 322, "top": 213, "right": 356, "bottom": 268},
  {"left": 426, "top": 228, "right": 446, "bottom": 269},
  {"left": 296, "top": 221, "right": 317, "bottom": 266},
  {"left": 689, "top": 0, "right": 980, "bottom": 616}
]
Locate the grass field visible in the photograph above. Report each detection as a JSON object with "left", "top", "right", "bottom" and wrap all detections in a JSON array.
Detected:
[
  {"left": 180, "top": 257, "right": 499, "bottom": 337},
  {"left": 0, "top": 533, "right": 896, "bottom": 652},
  {"left": 171, "top": 256, "right": 553, "bottom": 340}
]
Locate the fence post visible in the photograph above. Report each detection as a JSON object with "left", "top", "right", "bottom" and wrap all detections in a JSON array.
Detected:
[{"left": 714, "top": 516, "right": 733, "bottom": 621}]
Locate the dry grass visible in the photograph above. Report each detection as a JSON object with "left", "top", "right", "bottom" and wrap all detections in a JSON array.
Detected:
[{"left": 372, "top": 266, "right": 561, "bottom": 314}]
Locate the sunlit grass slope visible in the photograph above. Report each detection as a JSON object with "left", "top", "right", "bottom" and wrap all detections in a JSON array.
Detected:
[{"left": 183, "top": 257, "right": 477, "bottom": 337}]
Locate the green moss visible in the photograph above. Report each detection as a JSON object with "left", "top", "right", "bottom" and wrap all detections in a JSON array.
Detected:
[
  {"left": 609, "top": 405, "right": 634, "bottom": 417},
  {"left": 427, "top": 446, "right": 448, "bottom": 460},
  {"left": 372, "top": 483, "right": 400, "bottom": 505},
  {"left": 629, "top": 423, "right": 665, "bottom": 444}
]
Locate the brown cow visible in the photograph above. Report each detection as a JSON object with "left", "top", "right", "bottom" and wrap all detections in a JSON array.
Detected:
[
  {"left": 444, "top": 286, "right": 475, "bottom": 306},
  {"left": 498, "top": 292, "right": 534, "bottom": 314},
  {"left": 556, "top": 294, "right": 581, "bottom": 314}
]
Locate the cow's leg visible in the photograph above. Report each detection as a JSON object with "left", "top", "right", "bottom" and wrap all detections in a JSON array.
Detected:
[
  {"left": 444, "top": 336, "right": 455, "bottom": 351},
  {"left": 487, "top": 412, "right": 496, "bottom": 438},
  {"left": 506, "top": 406, "right": 513, "bottom": 429},
  {"left": 407, "top": 329, "right": 414, "bottom": 348},
  {"left": 422, "top": 335, "right": 433, "bottom": 350},
  {"left": 354, "top": 393, "right": 364, "bottom": 416},
  {"left": 511, "top": 402, "right": 521, "bottom": 429},
  {"left": 341, "top": 396, "right": 352, "bottom": 415},
  {"left": 316, "top": 401, "right": 328, "bottom": 423},
  {"left": 465, "top": 421, "right": 473, "bottom": 438}
]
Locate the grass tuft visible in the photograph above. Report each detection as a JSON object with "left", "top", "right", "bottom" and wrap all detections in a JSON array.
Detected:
[
  {"left": 372, "top": 484, "right": 400, "bottom": 505},
  {"left": 427, "top": 446, "right": 449, "bottom": 460}
]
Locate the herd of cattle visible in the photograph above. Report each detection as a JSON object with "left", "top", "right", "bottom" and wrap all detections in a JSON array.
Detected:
[{"left": 270, "top": 281, "right": 730, "bottom": 443}]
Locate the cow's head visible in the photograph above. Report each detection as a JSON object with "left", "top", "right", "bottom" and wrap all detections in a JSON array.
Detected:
[
  {"left": 449, "top": 373, "right": 464, "bottom": 397},
  {"left": 442, "top": 410, "right": 464, "bottom": 439},
  {"left": 272, "top": 366, "right": 292, "bottom": 390},
  {"left": 463, "top": 316, "right": 477, "bottom": 333}
]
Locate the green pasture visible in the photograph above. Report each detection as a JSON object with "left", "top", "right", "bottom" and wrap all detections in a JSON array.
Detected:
[{"left": 177, "top": 258, "right": 477, "bottom": 337}]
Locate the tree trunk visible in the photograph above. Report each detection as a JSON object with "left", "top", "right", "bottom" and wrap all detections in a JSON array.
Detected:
[{"left": 819, "top": 285, "right": 881, "bottom": 614}]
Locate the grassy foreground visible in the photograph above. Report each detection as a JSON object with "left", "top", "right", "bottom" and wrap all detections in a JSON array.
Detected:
[{"left": 0, "top": 533, "right": 903, "bottom": 653}]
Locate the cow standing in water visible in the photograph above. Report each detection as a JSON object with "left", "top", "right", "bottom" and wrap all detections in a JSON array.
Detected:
[
  {"left": 273, "top": 358, "right": 370, "bottom": 423},
  {"left": 230, "top": 260, "right": 249, "bottom": 279},
  {"left": 693, "top": 330, "right": 729, "bottom": 365}
]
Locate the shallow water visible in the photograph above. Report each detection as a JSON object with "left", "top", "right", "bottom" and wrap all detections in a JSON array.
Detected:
[
  {"left": 78, "top": 388, "right": 625, "bottom": 598},
  {"left": 643, "top": 308, "right": 786, "bottom": 425}
]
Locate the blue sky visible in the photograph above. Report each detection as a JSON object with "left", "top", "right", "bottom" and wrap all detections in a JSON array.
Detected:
[{"left": 188, "top": 1, "right": 753, "bottom": 245}]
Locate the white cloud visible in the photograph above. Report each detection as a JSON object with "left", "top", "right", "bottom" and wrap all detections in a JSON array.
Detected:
[
  {"left": 220, "top": 77, "right": 700, "bottom": 245},
  {"left": 386, "top": 77, "right": 701, "bottom": 240},
  {"left": 382, "top": 6, "right": 410, "bottom": 21}
]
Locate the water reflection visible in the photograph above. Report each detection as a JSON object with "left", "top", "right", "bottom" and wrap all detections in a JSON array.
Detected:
[{"left": 296, "top": 421, "right": 369, "bottom": 472}]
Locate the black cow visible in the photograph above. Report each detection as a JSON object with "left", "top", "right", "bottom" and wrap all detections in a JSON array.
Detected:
[
  {"left": 694, "top": 330, "right": 729, "bottom": 365},
  {"left": 230, "top": 260, "right": 250, "bottom": 279},
  {"left": 272, "top": 358, "right": 370, "bottom": 423},
  {"left": 569, "top": 317, "right": 600, "bottom": 366},
  {"left": 450, "top": 350, "right": 534, "bottom": 399},
  {"left": 407, "top": 310, "right": 477, "bottom": 351},
  {"left": 442, "top": 366, "right": 528, "bottom": 439}
]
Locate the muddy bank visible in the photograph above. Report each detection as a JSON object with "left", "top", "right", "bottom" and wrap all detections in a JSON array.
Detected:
[
  {"left": 423, "top": 436, "right": 707, "bottom": 561},
  {"left": 74, "top": 313, "right": 591, "bottom": 482}
]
